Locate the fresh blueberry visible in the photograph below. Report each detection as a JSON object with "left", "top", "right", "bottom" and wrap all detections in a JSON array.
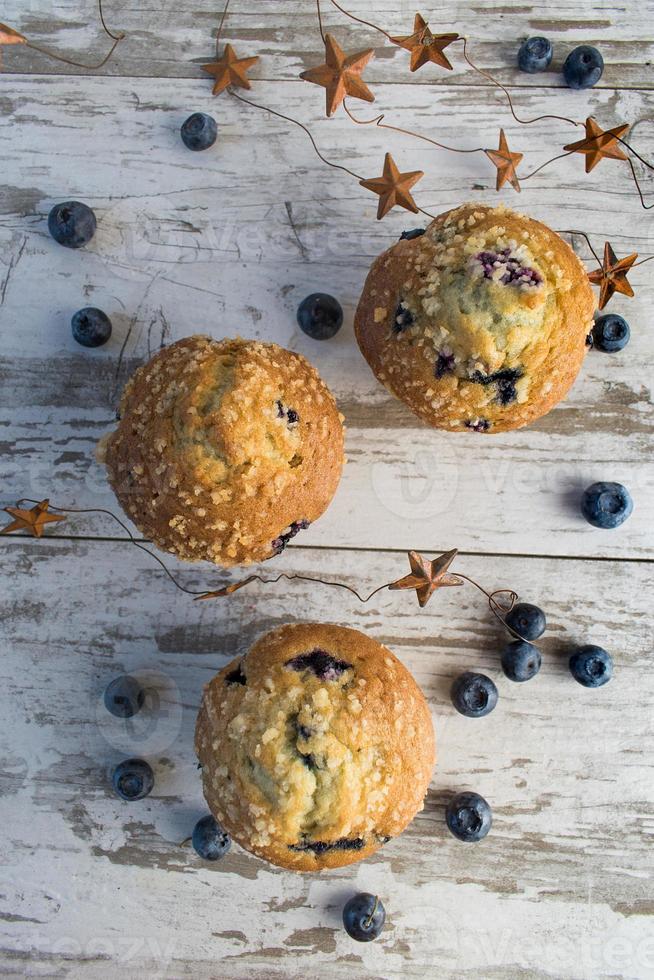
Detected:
[
  {"left": 399, "top": 228, "right": 425, "bottom": 240},
  {"left": 342, "top": 893, "right": 385, "bottom": 942},
  {"left": 501, "top": 640, "right": 542, "bottom": 682},
  {"left": 181, "top": 112, "right": 218, "bottom": 151},
  {"left": 451, "top": 672, "right": 498, "bottom": 718},
  {"left": 592, "top": 314, "right": 630, "bottom": 353},
  {"left": 581, "top": 481, "right": 633, "bottom": 529},
  {"left": 393, "top": 302, "right": 415, "bottom": 333},
  {"left": 71, "top": 307, "right": 112, "bottom": 348},
  {"left": 48, "top": 201, "right": 97, "bottom": 248},
  {"left": 297, "top": 293, "right": 343, "bottom": 340},
  {"left": 518, "top": 37, "right": 553, "bottom": 73},
  {"left": 563, "top": 45, "right": 604, "bottom": 89},
  {"left": 111, "top": 759, "right": 154, "bottom": 801},
  {"left": 192, "top": 814, "right": 232, "bottom": 861},
  {"left": 446, "top": 791, "right": 492, "bottom": 842},
  {"left": 505, "top": 602, "right": 546, "bottom": 640},
  {"left": 104, "top": 675, "right": 144, "bottom": 718},
  {"left": 569, "top": 645, "right": 613, "bottom": 688}
]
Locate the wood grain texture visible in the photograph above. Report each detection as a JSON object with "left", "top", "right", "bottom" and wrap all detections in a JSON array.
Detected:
[
  {"left": 1, "top": 0, "right": 654, "bottom": 89},
  {"left": 0, "top": 539, "right": 652, "bottom": 978},
  {"left": 0, "top": 76, "right": 652, "bottom": 559},
  {"left": 1, "top": 0, "right": 653, "bottom": 976}
]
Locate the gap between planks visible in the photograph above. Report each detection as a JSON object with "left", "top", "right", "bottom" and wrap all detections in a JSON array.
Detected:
[{"left": 1, "top": 532, "right": 652, "bottom": 565}]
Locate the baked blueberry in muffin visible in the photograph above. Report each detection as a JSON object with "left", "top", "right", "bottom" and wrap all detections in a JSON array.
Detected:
[
  {"left": 195, "top": 623, "right": 436, "bottom": 872},
  {"left": 99, "top": 336, "right": 345, "bottom": 565},
  {"left": 355, "top": 203, "right": 595, "bottom": 433}
]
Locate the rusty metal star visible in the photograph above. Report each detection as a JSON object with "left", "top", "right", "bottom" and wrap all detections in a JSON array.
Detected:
[
  {"left": 588, "top": 241, "right": 638, "bottom": 310},
  {"left": 0, "top": 22, "right": 26, "bottom": 66},
  {"left": 485, "top": 129, "right": 523, "bottom": 192},
  {"left": 194, "top": 576, "right": 258, "bottom": 601},
  {"left": 388, "top": 549, "right": 462, "bottom": 608},
  {"left": 202, "top": 43, "right": 259, "bottom": 96},
  {"left": 391, "top": 14, "right": 459, "bottom": 72},
  {"left": 359, "top": 152, "right": 424, "bottom": 220},
  {"left": 563, "top": 117, "right": 630, "bottom": 174},
  {"left": 300, "top": 33, "right": 374, "bottom": 117},
  {"left": 1, "top": 499, "right": 66, "bottom": 538}
]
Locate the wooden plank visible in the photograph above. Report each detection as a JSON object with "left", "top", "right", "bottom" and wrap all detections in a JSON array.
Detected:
[
  {"left": 2, "top": 0, "right": 654, "bottom": 89},
  {"left": 1, "top": 75, "right": 652, "bottom": 558},
  {"left": 0, "top": 538, "right": 652, "bottom": 977}
]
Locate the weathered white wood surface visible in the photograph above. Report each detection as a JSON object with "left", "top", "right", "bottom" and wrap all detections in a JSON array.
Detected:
[
  {"left": 2, "top": 0, "right": 654, "bottom": 88},
  {"left": 1, "top": 76, "right": 653, "bottom": 558},
  {"left": 0, "top": 541, "right": 653, "bottom": 979},
  {"left": 1, "top": 0, "right": 653, "bottom": 977}
]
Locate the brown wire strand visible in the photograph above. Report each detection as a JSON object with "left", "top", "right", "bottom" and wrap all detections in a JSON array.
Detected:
[
  {"left": 316, "top": 0, "right": 326, "bottom": 43},
  {"left": 9, "top": 500, "right": 521, "bottom": 633},
  {"left": 343, "top": 100, "right": 485, "bottom": 155},
  {"left": 626, "top": 157, "right": 653, "bottom": 210},
  {"left": 327, "top": 0, "right": 394, "bottom": 42},
  {"left": 555, "top": 229, "right": 602, "bottom": 265},
  {"left": 98, "top": 0, "right": 125, "bottom": 42},
  {"left": 21, "top": 0, "right": 125, "bottom": 70},
  {"left": 458, "top": 37, "right": 582, "bottom": 129},
  {"left": 215, "top": 0, "right": 231, "bottom": 54},
  {"left": 24, "top": 36, "right": 123, "bottom": 71},
  {"left": 228, "top": 90, "right": 364, "bottom": 180}
]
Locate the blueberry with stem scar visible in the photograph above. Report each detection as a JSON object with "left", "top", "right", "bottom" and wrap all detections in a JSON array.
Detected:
[{"left": 342, "top": 893, "right": 386, "bottom": 942}]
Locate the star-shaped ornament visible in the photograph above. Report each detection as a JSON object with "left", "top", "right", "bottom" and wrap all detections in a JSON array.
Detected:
[
  {"left": 485, "top": 129, "right": 523, "bottom": 192},
  {"left": 588, "top": 242, "right": 638, "bottom": 310},
  {"left": 300, "top": 33, "right": 374, "bottom": 117},
  {"left": 360, "top": 152, "right": 424, "bottom": 220},
  {"left": 195, "top": 576, "right": 258, "bottom": 601},
  {"left": 202, "top": 43, "right": 259, "bottom": 96},
  {"left": 388, "top": 549, "right": 462, "bottom": 608},
  {"left": 0, "top": 22, "right": 26, "bottom": 64},
  {"left": 1, "top": 499, "right": 66, "bottom": 538},
  {"left": 0, "top": 22, "right": 26, "bottom": 45},
  {"left": 391, "top": 14, "right": 459, "bottom": 72},
  {"left": 563, "top": 117, "right": 629, "bottom": 174}
]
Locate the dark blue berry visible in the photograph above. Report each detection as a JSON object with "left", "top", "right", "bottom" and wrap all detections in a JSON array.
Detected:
[
  {"left": 112, "top": 759, "right": 154, "bottom": 801},
  {"left": 225, "top": 662, "right": 246, "bottom": 685},
  {"left": 297, "top": 293, "right": 343, "bottom": 340},
  {"left": 399, "top": 228, "right": 425, "bottom": 241},
  {"left": 464, "top": 418, "right": 491, "bottom": 432},
  {"left": 446, "top": 791, "right": 492, "bottom": 842},
  {"left": 505, "top": 602, "right": 546, "bottom": 640},
  {"left": 271, "top": 518, "right": 309, "bottom": 555},
  {"left": 72, "top": 307, "right": 112, "bottom": 348},
  {"left": 289, "top": 837, "right": 364, "bottom": 854},
  {"left": 592, "top": 314, "right": 630, "bottom": 353},
  {"left": 581, "top": 481, "right": 633, "bottom": 529},
  {"left": 48, "top": 201, "right": 96, "bottom": 248},
  {"left": 518, "top": 36, "right": 553, "bottom": 73},
  {"left": 470, "top": 367, "right": 522, "bottom": 406},
  {"left": 569, "top": 645, "right": 613, "bottom": 688},
  {"left": 342, "top": 893, "right": 385, "bottom": 942},
  {"left": 192, "top": 814, "right": 231, "bottom": 860},
  {"left": 181, "top": 112, "right": 218, "bottom": 151},
  {"left": 501, "top": 640, "right": 542, "bottom": 682},
  {"left": 563, "top": 45, "right": 604, "bottom": 89},
  {"left": 435, "top": 351, "right": 456, "bottom": 377},
  {"left": 393, "top": 302, "right": 415, "bottom": 332},
  {"left": 286, "top": 649, "right": 351, "bottom": 681},
  {"left": 104, "top": 675, "right": 144, "bottom": 718},
  {"left": 451, "top": 672, "right": 498, "bottom": 718}
]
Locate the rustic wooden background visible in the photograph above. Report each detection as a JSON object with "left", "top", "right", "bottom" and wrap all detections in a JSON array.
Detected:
[{"left": 1, "top": 1, "right": 653, "bottom": 977}]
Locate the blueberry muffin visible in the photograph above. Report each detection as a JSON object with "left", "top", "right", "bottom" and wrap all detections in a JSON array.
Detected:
[
  {"left": 99, "top": 336, "right": 345, "bottom": 565},
  {"left": 195, "top": 623, "right": 436, "bottom": 872},
  {"left": 355, "top": 203, "right": 595, "bottom": 432}
]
